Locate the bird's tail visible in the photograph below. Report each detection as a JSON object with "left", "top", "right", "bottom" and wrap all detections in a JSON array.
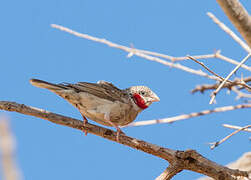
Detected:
[{"left": 30, "top": 79, "right": 67, "bottom": 91}]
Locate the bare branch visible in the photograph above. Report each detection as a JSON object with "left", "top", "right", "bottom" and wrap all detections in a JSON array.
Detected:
[
  {"left": 138, "top": 50, "right": 217, "bottom": 62},
  {"left": 51, "top": 23, "right": 251, "bottom": 87},
  {"left": 155, "top": 164, "right": 182, "bottom": 180},
  {"left": 187, "top": 55, "right": 225, "bottom": 81},
  {"left": 126, "top": 104, "right": 251, "bottom": 127},
  {"left": 0, "top": 118, "right": 21, "bottom": 180},
  {"left": 191, "top": 77, "right": 251, "bottom": 94},
  {"left": 0, "top": 101, "right": 176, "bottom": 161},
  {"left": 232, "top": 86, "right": 251, "bottom": 99},
  {"left": 209, "top": 53, "right": 251, "bottom": 104},
  {"left": 216, "top": 0, "right": 251, "bottom": 48},
  {"left": 207, "top": 12, "right": 251, "bottom": 53},
  {"left": 223, "top": 124, "right": 251, "bottom": 132},
  {"left": 188, "top": 56, "right": 251, "bottom": 93},
  {"left": 51, "top": 24, "right": 219, "bottom": 81},
  {"left": 0, "top": 101, "right": 248, "bottom": 179},
  {"left": 198, "top": 152, "right": 251, "bottom": 180},
  {"left": 215, "top": 53, "right": 251, "bottom": 72},
  {"left": 210, "top": 125, "right": 251, "bottom": 149},
  {"left": 137, "top": 49, "right": 251, "bottom": 72}
]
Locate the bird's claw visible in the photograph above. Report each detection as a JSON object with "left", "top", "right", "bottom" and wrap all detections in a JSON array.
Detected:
[
  {"left": 82, "top": 115, "right": 88, "bottom": 136},
  {"left": 115, "top": 127, "right": 125, "bottom": 142}
]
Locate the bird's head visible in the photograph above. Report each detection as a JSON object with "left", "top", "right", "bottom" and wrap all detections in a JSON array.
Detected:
[{"left": 127, "top": 86, "right": 160, "bottom": 110}]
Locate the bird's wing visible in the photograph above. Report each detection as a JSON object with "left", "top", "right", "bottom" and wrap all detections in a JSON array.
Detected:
[
  {"left": 97, "top": 80, "right": 122, "bottom": 91},
  {"left": 62, "top": 81, "right": 128, "bottom": 103}
]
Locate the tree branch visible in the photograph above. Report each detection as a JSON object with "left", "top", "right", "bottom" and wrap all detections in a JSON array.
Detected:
[
  {"left": 191, "top": 77, "right": 251, "bottom": 94},
  {"left": 188, "top": 56, "right": 251, "bottom": 91},
  {"left": 214, "top": 51, "right": 251, "bottom": 72},
  {"left": 198, "top": 152, "right": 251, "bottom": 180},
  {"left": 126, "top": 104, "right": 251, "bottom": 127},
  {"left": 132, "top": 49, "right": 251, "bottom": 72},
  {"left": 223, "top": 124, "right": 251, "bottom": 132},
  {"left": 0, "top": 101, "right": 176, "bottom": 161},
  {"left": 209, "top": 53, "right": 251, "bottom": 104},
  {"left": 207, "top": 12, "right": 251, "bottom": 53},
  {"left": 0, "top": 101, "right": 249, "bottom": 179},
  {"left": 216, "top": 0, "right": 251, "bottom": 48},
  {"left": 210, "top": 125, "right": 251, "bottom": 149},
  {"left": 155, "top": 163, "right": 182, "bottom": 180},
  {"left": 232, "top": 86, "right": 251, "bottom": 99},
  {"left": 51, "top": 24, "right": 219, "bottom": 81}
]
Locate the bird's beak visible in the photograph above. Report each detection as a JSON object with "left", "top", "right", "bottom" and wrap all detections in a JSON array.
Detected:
[{"left": 151, "top": 93, "right": 160, "bottom": 102}]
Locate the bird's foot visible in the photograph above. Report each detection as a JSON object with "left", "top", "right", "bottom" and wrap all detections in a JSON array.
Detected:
[
  {"left": 114, "top": 126, "right": 125, "bottom": 142},
  {"left": 82, "top": 115, "right": 88, "bottom": 136},
  {"left": 104, "top": 112, "right": 125, "bottom": 142}
]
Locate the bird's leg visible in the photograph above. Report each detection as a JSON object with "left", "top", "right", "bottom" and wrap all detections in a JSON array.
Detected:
[
  {"left": 104, "top": 112, "right": 124, "bottom": 142},
  {"left": 81, "top": 114, "right": 88, "bottom": 136}
]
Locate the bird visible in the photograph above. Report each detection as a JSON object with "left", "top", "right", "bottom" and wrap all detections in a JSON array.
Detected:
[{"left": 30, "top": 79, "right": 160, "bottom": 141}]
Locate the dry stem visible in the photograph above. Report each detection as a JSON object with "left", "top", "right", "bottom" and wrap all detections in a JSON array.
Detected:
[
  {"left": 209, "top": 53, "right": 251, "bottom": 104},
  {"left": 139, "top": 49, "right": 251, "bottom": 71},
  {"left": 216, "top": 0, "right": 251, "bottom": 48},
  {"left": 207, "top": 12, "right": 251, "bottom": 53},
  {"left": 191, "top": 77, "right": 251, "bottom": 94},
  {"left": 223, "top": 124, "right": 251, "bottom": 132},
  {"left": 125, "top": 104, "right": 251, "bottom": 127},
  {"left": 188, "top": 56, "right": 251, "bottom": 94},
  {"left": 210, "top": 125, "right": 251, "bottom": 149},
  {"left": 51, "top": 24, "right": 220, "bottom": 81},
  {"left": 187, "top": 55, "right": 225, "bottom": 81}
]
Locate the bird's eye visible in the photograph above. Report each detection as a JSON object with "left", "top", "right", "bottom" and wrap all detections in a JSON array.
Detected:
[{"left": 140, "top": 91, "right": 145, "bottom": 95}]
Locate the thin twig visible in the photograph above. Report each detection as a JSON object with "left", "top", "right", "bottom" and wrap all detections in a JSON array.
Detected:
[
  {"left": 207, "top": 12, "right": 251, "bottom": 53},
  {"left": 191, "top": 77, "right": 251, "bottom": 94},
  {"left": 188, "top": 56, "right": 251, "bottom": 92},
  {"left": 209, "top": 53, "right": 251, "bottom": 104},
  {"left": 125, "top": 104, "right": 251, "bottom": 127},
  {"left": 171, "top": 53, "right": 216, "bottom": 62},
  {"left": 215, "top": 53, "right": 251, "bottom": 72},
  {"left": 138, "top": 50, "right": 215, "bottom": 62},
  {"left": 232, "top": 86, "right": 251, "bottom": 99},
  {"left": 187, "top": 55, "right": 225, "bottom": 81},
  {"left": 138, "top": 49, "right": 251, "bottom": 71},
  {"left": 216, "top": 0, "right": 251, "bottom": 48},
  {"left": 51, "top": 24, "right": 219, "bottom": 80},
  {"left": 223, "top": 124, "right": 251, "bottom": 132},
  {"left": 51, "top": 24, "right": 251, "bottom": 84},
  {"left": 135, "top": 49, "right": 174, "bottom": 61},
  {"left": 210, "top": 125, "right": 251, "bottom": 149}
]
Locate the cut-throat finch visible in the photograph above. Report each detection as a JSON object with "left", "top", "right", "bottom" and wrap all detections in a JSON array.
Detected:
[{"left": 30, "top": 79, "right": 160, "bottom": 141}]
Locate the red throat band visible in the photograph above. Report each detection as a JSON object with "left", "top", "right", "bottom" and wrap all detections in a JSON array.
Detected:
[{"left": 132, "top": 93, "right": 148, "bottom": 109}]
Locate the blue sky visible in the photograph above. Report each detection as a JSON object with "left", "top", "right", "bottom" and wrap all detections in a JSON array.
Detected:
[{"left": 0, "top": 0, "right": 250, "bottom": 179}]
